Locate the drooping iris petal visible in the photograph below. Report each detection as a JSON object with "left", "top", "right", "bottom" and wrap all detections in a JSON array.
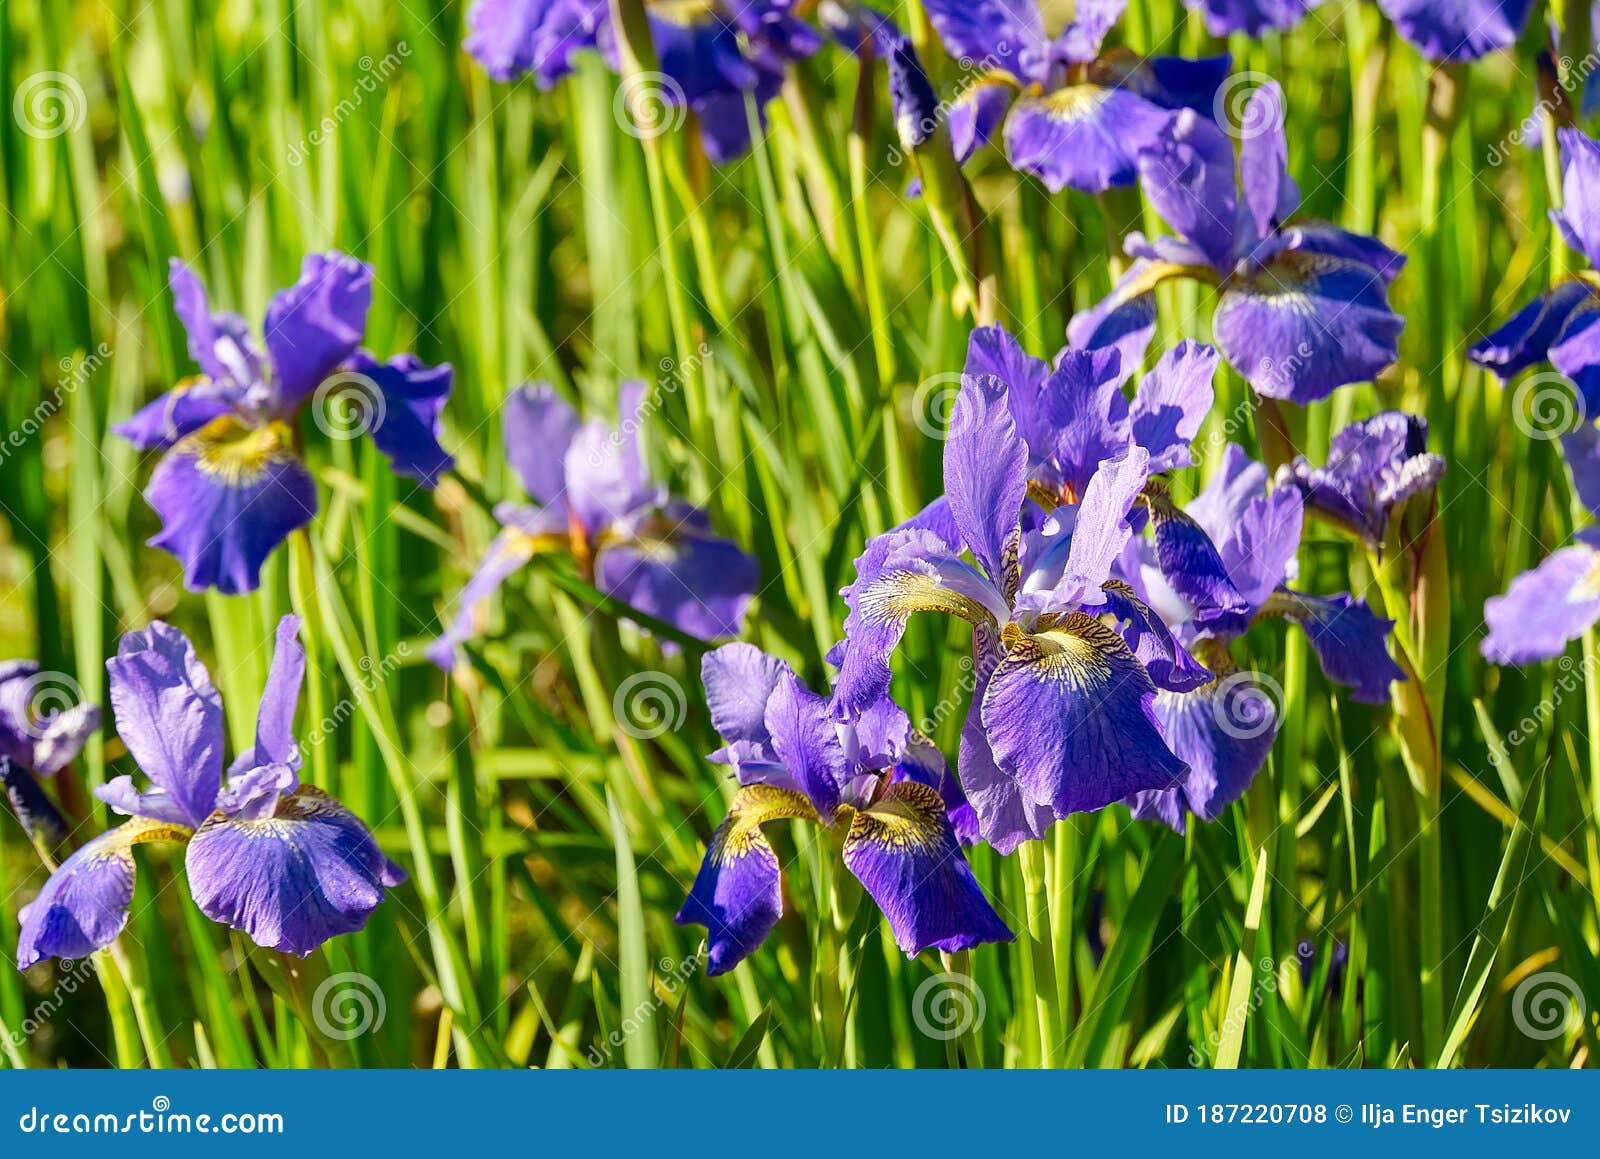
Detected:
[
  {"left": 1469, "top": 281, "right": 1594, "bottom": 380},
  {"left": 262, "top": 252, "right": 374, "bottom": 410},
  {"left": 944, "top": 374, "right": 1029, "bottom": 587},
  {"left": 1187, "top": 443, "right": 1269, "bottom": 537},
  {"left": 1098, "top": 580, "right": 1212, "bottom": 693},
  {"left": 0, "top": 666, "right": 101, "bottom": 778},
  {"left": 464, "top": 0, "right": 610, "bottom": 86},
  {"left": 1377, "top": 0, "right": 1531, "bottom": 62},
  {"left": 1265, "top": 591, "right": 1404, "bottom": 703},
  {"left": 950, "top": 73, "right": 1018, "bottom": 163},
  {"left": 1, "top": 756, "right": 69, "bottom": 847},
  {"left": 1135, "top": 109, "right": 1237, "bottom": 274},
  {"left": 1036, "top": 348, "right": 1130, "bottom": 499},
  {"left": 889, "top": 731, "right": 979, "bottom": 845},
  {"left": 504, "top": 383, "right": 582, "bottom": 507},
  {"left": 1237, "top": 82, "right": 1299, "bottom": 246},
  {"left": 1129, "top": 670, "right": 1279, "bottom": 833},
  {"left": 114, "top": 380, "right": 243, "bottom": 452},
  {"left": 167, "top": 259, "right": 263, "bottom": 392},
  {"left": 1144, "top": 488, "right": 1254, "bottom": 634},
  {"left": 345, "top": 352, "right": 455, "bottom": 488},
  {"left": 1004, "top": 85, "right": 1174, "bottom": 194},
  {"left": 104, "top": 620, "right": 225, "bottom": 829},
  {"left": 1129, "top": 341, "right": 1218, "bottom": 473},
  {"left": 427, "top": 527, "right": 543, "bottom": 669},
  {"left": 1066, "top": 259, "right": 1169, "bottom": 372},
  {"left": 675, "top": 784, "right": 821, "bottom": 975},
  {"left": 918, "top": 0, "right": 1046, "bottom": 82},
  {"left": 16, "top": 819, "right": 190, "bottom": 969},
  {"left": 841, "top": 781, "right": 1013, "bottom": 955},
  {"left": 1284, "top": 222, "right": 1406, "bottom": 283},
  {"left": 1214, "top": 248, "right": 1404, "bottom": 403},
  {"left": 1552, "top": 128, "right": 1600, "bottom": 267},
  {"left": 980, "top": 614, "right": 1187, "bottom": 816},
  {"left": 1482, "top": 545, "right": 1600, "bottom": 665},
  {"left": 960, "top": 630, "right": 1055, "bottom": 853},
  {"left": 1183, "top": 0, "right": 1321, "bottom": 37},
  {"left": 834, "top": 528, "right": 1009, "bottom": 714},
  {"left": 144, "top": 418, "right": 317, "bottom": 595},
  {"left": 649, "top": 1, "right": 759, "bottom": 102},
  {"left": 762, "top": 672, "right": 846, "bottom": 817},
  {"left": 594, "top": 526, "right": 757, "bottom": 642},
  {"left": 1276, "top": 411, "right": 1445, "bottom": 546},
  {"left": 185, "top": 787, "right": 404, "bottom": 957}
]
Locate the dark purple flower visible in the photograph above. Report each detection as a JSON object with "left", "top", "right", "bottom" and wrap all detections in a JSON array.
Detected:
[
  {"left": 0, "top": 664, "right": 101, "bottom": 848},
  {"left": 1183, "top": 0, "right": 1322, "bottom": 37},
  {"left": 16, "top": 617, "right": 403, "bottom": 967},
  {"left": 1378, "top": 0, "right": 1531, "bottom": 61},
  {"left": 429, "top": 383, "right": 757, "bottom": 668},
  {"left": 116, "top": 256, "right": 454, "bottom": 595},
  {"left": 676, "top": 644, "right": 1008, "bottom": 975},
  {"left": 1276, "top": 411, "right": 1446, "bottom": 547},
  {"left": 1071, "top": 82, "right": 1405, "bottom": 403},
  {"left": 917, "top": 0, "right": 1229, "bottom": 192}
]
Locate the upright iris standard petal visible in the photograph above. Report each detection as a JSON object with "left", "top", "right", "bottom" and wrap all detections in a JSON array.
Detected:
[
  {"left": 1552, "top": 128, "right": 1600, "bottom": 267},
  {"left": 262, "top": 252, "right": 373, "bottom": 410},
  {"left": 1264, "top": 591, "right": 1404, "bottom": 704},
  {"left": 464, "top": 0, "right": 610, "bottom": 86},
  {"left": 185, "top": 787, "right": 405, "bottom": 957},
  {"left": 763, "top": 674, "right": 846, "bottom": 817},
  {"left": 346, "top": 352, "right": 456, "bottom": 488},
  {"left": 944, "top": 374, "right": 1028, "bottom": 586},
  {"left": 249, "top": 615, "right": 306, "bottom": 771},
  {"left": 917, "top": 0, "right": 1046, "bottom": 81},
  {"left": 144, "top": 418, "right": 317, "bottom": 596},
  {"left": 563, "top": 384, "right": 657, "bottom": 535},
  {"left": 675, "top": 784, "right": 821, "bottom": 976},
  {"left": 1214, "top": 248, "right": 1405, "bottom": 403},
  {"left": 1377, "top": 0, "right": 1531, "bottom": 62},
  {"left": 1004, "top": 84, "right": 1174, "bottom": 194},
  {"left": 981, "top": 615, "right": 1187, "bottom": 816},
  {"left": 16, "top": 820, "right": 191, "bottom": 968},
  {"left": 1036, "top": 348, "right": 1130, "bottom": 499},
  {"left": 1134, "top": 110, "right": 1237, "bottom": 274},
  {"left": 1128, "top": 341, "right": 1218, "bottom": 473},
  {"left": 702, "top": 643, "right": 792, "bottom": 752},
  {"left": 841, "top": 781, "right": 1013, "bottom": 955},
  {"left": 104, "top": 621, "right": 225, "bottom": 829},
  {"left": 167, "top": 259, "right": 263, "bottom": 392},
  {"left": 504, "top": 382, "right": 582, "bottom": 507},
  {"left": 1482, "top": 545, "right": 1600, "bottom": 665},
  {"left": 1236, "top": 82, "right": 1299, "bottom": 246}
]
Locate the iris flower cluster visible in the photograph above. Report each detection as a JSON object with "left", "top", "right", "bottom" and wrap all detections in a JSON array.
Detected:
[
  {"left": 429, "top": 382, "right": 758, "bottom": 668},
  {"left": 118, "top": 255, "right": 455, "bottom": 595},
  {"left": 1070, "top": 81, "right": 1405, "bottom": 405},
  {"left": 1182, "top": 0, "right": 1531, "bottom": 57},
  {"left": 17, "top": 617, "right": 403, "bottom": 968}
]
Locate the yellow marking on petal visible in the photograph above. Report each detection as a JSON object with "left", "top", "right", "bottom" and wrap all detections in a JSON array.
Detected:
[
  {"left": 710, "top": 784, "right": 820, "bottom": 866},
  {"left": 858, "top": 571, "right": 998, "bottom": 629},
  {"left": 1038, "top": 84, "right": 1111, "bottom": 123},
  {"left": 954, "top": 69, "right": 1021, "bottom": 108},
  {"left": 1000, "top": 612, "right": 1133, "bottom": 686},
  {"left": 184, "top": 415, "right": 298, "bottom": 487},
  {"left": 845, "top": 781, "right": 944, "bottom": 852},
  {"left": 93, "top": 817, "right": 194, "bottom": 859},
  {"left": 648, "top": 0, "right": 718, "bottom": 26},
  {"left": 1576, "top": 554, "right": 1600, "bottom": 601}
]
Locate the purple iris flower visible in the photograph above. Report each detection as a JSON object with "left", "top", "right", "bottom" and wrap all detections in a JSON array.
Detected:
[
  {"left": 1117, "top": 443, "right": 1405, "bottom": 831},
  {"left": 1182, "top": 0, "right": 1323, "bottom": 37},
  {"left": 16, "top": 617, "right": 404, "bottom": 968},
  {"left": 832, "top": 365, "right": 1192, "bottom": 853},
  {"left": 1276, "top": 411, "right": 1447, "bottom": 548},
  {"left": 0, "top": 664, "right": 101, "bottom": 845},
  {"left": 464, "top": 0, "right": 820, "bottom": 164},
  {"left": 429, "top": 383, "right": 757, "bottom": 668},
  {"left": 1070, "top": 81, "right": 1405, "bottom": 404},
  {"left": 1483, "top": 425, "right": 1600, "bottom": 664},
  {"left": 676, "top": 643, "right": 1009, "bottom": 975},
  {"left": 116, "top": 255, "right": 454, "bottom": 596},
  {"left": 1378, "top": 0, "right": 1531, "bottom": 61},
  {"left": 1470, "top": 129, "right": 1600, "bottom": 414},
  {"left": 917, "top": 0, "right": 1230, "bottom": 192}
]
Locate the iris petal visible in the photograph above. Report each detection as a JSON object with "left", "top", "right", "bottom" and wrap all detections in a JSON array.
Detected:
[{"left": 1482, "top": 545, "right": 1600, "bottom": 665}]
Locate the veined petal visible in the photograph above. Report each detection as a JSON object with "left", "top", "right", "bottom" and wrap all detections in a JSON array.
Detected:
[
  {"left": 144, "top": 417, "right": 317, "bottom": 595},
  {"left": 945, "top": 374, "right": 1029, "bottom": 588},
  {"left": 105, "top": 620, "right": 225, "bottom": 829},
  {"left": 1187, "top": 443, "right": 1269, "bottom": 539},
  {"left": 263, "top": 252, "right": 373, "bottom": 411},
  {"left": 1377, "top": 0, "right": 1531, "bottom": 62},
  {"left": 960, "top": 629, "right": 1054, "bottom": 853},
  {"left": 1237, "top": 81, "right": 1299, "bottom": 244},
  {"left": 702, "top": 643, "right": 792, "bottom": 750},
  {"left": 1097, "top": 580, "right": 1211, "bottom": 692},
  {"left": 842, "top": 781, "right": 1013, "bottom": 955},
  {"left": 1037, "top": 347, "right": 1130, "bottom": 499},
  {"left": 427, "top": 528, "right": 540, "bottom": 669},
  {"left": 346, "top": 351, "right": 455, "bottom": 488},
  {"left": 186, "top": 787, "right": 404, "bottom": 957},
  {"left": 1129, "top": 341, "right": 1218, "bottom": 473},
  {"left": 1216, "top": 248, "right": 1404, "bottom": 403},
  {"left": 763, "top": 672, "right": 846, "bottom": 818},
  {"left": 17, "top": 819, "right": 191, "bottom": 969},
  {"left": 674, "top": 783, "right": 821, "bottom": 976},
  {"left": 1004, "top": 84, "right": 1173, "bottom": 194},
  {"left": 1482, "top": 545, "right": 1600, "bottom": 665},
  {"left": 890, "top": 731, "right": 979, "bottom": 846},
  {"left": 1051, "top": 0, "right": 1126, "bottom": 64},
  {"left": 1263, "top": 590, "right": 1404, "bottom": 703},
  {"left": 964, "top": 323, "right": 1050, "bottom": 459},
  {"left": 114, "top": 379, "right": 243, "bottom": 452},
  {"left": 1220, "top": 486, "right": 1304, "bottom": 611},
  {"left": 980, "top": 614, "right": 1187, "bottom": 816},
  {"left": 1135, "top": 108, "right": 1236, "bottom": 273}
]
